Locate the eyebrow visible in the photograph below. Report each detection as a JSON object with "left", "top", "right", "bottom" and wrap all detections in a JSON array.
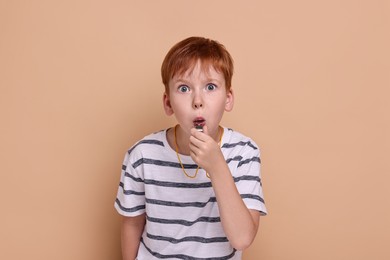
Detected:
[
  {"left": 171, "top": 78, "right": 190, "bottom": 85},
  {"left": 172, "top": 77, "right": 222, "bottom": 84}
]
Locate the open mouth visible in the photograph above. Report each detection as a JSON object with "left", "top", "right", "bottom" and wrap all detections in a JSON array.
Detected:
[{"left": 193, "top": 117, "right": 205, "bottom": 128}]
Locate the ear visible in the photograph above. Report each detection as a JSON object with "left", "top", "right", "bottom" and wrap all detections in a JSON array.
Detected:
[
  {"left": 224, "top": 88, "right": 234, "bottom": 112},
  {"left": 163, "top": 92, "right": 174, "bottom": 116}
]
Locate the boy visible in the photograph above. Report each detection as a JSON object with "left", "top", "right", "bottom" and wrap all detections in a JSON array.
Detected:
[{"left": 115, "top": 36, "right": 267, "bottom": 260}]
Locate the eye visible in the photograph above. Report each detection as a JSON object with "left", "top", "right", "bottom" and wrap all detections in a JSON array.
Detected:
[
  {"left": 206, "top": 83, "right": 217, "bottom": 91},
  {"left": 178, "top": 85, "right": 189, "bottom": 92}
]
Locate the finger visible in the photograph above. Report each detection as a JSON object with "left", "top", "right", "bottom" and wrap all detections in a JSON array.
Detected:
[
  {"left": 190, "top": 128, "right": 207, "bottom": 142},
  {"left": 189, "top": 136, "right": 200, "bottom": 150},
  {"left": 203, "top": 125, "right": 209, "bottom": 135},
  {"left": 189, "top": 143, "right": 202, "bottom": 161}
]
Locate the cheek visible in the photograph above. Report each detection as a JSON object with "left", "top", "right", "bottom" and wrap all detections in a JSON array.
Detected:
[
  {"left": 216, "top": 100, "right": 228, "bottom": 118},
  {"left": 171, "top": 98, "right": 186, "bottom": 110},
  {"left": 214, "top": 98, "right": 227, "bottom": 111},
  {"left": 170, "top": 99, "right": 188, "bottom": 117}
]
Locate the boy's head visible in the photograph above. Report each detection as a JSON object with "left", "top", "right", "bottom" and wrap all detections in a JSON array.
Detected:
[{"left": 161, "top": 36, "right": 234, "bottom": 94}]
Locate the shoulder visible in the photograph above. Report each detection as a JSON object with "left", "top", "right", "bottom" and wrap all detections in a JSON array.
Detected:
[
  {"left": 222, "top": 127, "right": 260, "bottom": 153},
  {"left": 125, "top": 129, "right": 167, "bottom": 161}
]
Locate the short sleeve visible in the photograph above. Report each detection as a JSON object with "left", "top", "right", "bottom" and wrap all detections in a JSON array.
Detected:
[
  {"left": 114, "top": 151, "right": 146, "bottom": 217},
  {"left": 234, "top": 143, "right": 267, "bottom": 216}
]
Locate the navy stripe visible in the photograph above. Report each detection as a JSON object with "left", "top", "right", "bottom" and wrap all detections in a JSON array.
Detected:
[
  {"left": 141, "top": 238, "right": 236, "bottom": 259},
  {"left": 237, "top": 156, "right": 261, "bottom": 167},
  {"left": 234, "top": 175, "right": 262, "bottom": 187},
  {"left": 221, "top": 141, "right": 258, "bottom": 150},
  {"left": 119, "top": 182, "right": 145, "bottom": 195},
  {"left": 241, "top": 194, "right": 265, "bottom": 204},
  {"left": 124, "top": 172, "right": 144, "bottom": 182},
  {"left": 131, "top": 156, "right": 258, "bottom": 169},
  {"left": 124, "top": 172, "right": 259, "bottom": 188},
  {"left": 233, "top": 175, "right": 260, "bottom": 182},
  {"left": 147, "top": 215, "right": 220, "bottom": 226},
  {"left": 226, "top": 156, "right": 242, "bottom": 164},
  {"left": 115, "top": 198, "right": 145, "bottom": 212},
  {"left": 145, "top": 179, "right": 212, "bottom": 188},
  {"left": 146, "top": 197, "right": 217, "bottom": 207},
  {"left": 146, "top": 232, "right": 228, "bottom": 244},
  {"left": 132, "top": 158, "right": 198, "bottom": 169},
  {"left": 124, "top": 172, "right": 212, "bottom": 188},
  {"left": 128, "top": 139, "right": 164, "bottom": 155}
]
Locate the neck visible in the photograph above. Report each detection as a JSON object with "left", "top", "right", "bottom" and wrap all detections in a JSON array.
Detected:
[
  {"left": 173, "top": 125, "right": 191, "bottom": 155},
  {"left": 171, "top": 125, "right": 223, "bottom": 155}
]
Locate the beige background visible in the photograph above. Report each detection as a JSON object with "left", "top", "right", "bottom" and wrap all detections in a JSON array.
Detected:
[{"left": 1, "top": 1, "right": 389, "bottom": 259}]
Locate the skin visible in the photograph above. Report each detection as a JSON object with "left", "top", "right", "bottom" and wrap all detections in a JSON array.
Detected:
[
  {"left": 121, "top": 214, "right": 145, "bottom": 260},
  {"left": 163, "top": 60, "right": 260, "bottom": 250},
  {"left": 163, "top": 61, "right": 232, "bottom": 151},
  {"left": 121, "top": 60, "right": 260, "bottom": 259}
]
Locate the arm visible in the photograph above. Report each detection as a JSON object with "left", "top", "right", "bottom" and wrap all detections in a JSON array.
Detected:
[
  {"left": 121, "top": 214, "right": 146, "bottom": 260},
  {"left": 189, "top": 128, "right": 260, "bottom": 250},
  {"left": 208, "top": 161, "right": 260, "bottom": 250}
]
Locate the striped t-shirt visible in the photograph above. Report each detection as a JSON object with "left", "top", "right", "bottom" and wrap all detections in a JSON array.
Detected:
[{"left": 115, "top": 127, "right": 267, "bottom": 260}]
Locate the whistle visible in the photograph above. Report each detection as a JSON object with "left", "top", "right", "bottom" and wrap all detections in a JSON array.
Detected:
[{"left": 195, "top": 125, "right": 203, "bottom": 132}]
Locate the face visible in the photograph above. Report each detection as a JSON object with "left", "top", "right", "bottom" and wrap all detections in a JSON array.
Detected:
[{"left": 163, "top": 60, "right": 234, "bottom": 139}]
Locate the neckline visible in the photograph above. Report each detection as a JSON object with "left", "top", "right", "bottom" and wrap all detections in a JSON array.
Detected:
[{"left": 163, "top": 126, "right": 227, "bottom": 159}]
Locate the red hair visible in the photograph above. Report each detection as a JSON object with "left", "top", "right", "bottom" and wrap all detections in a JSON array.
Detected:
[{"left": 161, "top": 37, "right": 234, "bottom": 93}]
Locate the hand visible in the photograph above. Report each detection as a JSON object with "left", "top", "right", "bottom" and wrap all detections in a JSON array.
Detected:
[{"left": 189, "top": 125, "right": 225, "bottom": 174}]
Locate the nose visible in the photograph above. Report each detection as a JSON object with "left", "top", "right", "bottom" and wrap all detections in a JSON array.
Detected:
[
  {"left": 193, "top": 92, "right": 203, "bottom": 109},
  {"left": 194, "top": 102, "right": 203, "bottom": 109}
]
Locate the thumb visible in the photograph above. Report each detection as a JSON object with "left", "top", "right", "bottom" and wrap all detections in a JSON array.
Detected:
[{"left": 202, "top": 124, "right": 209, "bottom": 136}]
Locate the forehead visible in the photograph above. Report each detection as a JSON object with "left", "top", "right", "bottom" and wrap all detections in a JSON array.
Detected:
[{"left": 172, "top": 60, "right": 225, "bottom": 82}]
